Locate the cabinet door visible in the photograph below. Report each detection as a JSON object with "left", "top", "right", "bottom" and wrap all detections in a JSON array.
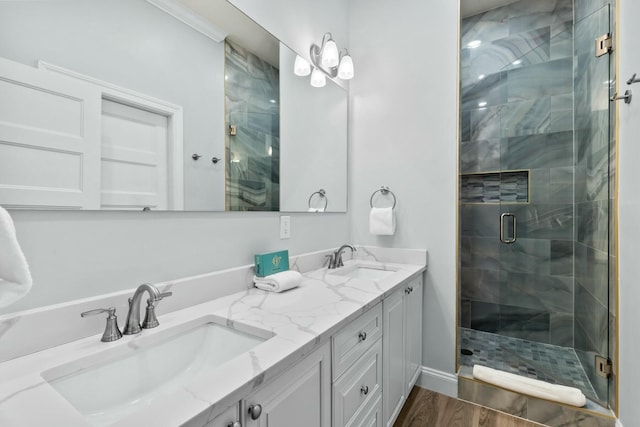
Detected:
[
  {"left": 244, "top": 342, "right": 331, "bottom": 427},
  {"left": 405, "top": 278, "right": 423, "bottom": 394},
  {"left": 382, "top": 289, "right": 405, "bottom": 427}
]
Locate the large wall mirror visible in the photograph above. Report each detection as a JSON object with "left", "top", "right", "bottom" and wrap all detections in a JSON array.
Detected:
[{"left": 0, "top": 0, "right": 347, "bottom": 213}]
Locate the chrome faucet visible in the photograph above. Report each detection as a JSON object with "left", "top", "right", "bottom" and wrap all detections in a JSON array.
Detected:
[
  {"left": 327, "top": 244, "right": 357, "bottom": 269},
  {"left": 123, "top": 283, "right": 172, "bottom": 335}
]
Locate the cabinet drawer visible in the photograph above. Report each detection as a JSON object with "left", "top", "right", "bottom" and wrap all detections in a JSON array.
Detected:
[
  {"left": 202, "top": 403, "right": 239, "bottom": 427},
  {"left": 333, "top": 303, "right": 382, "bottom": 378},
  {"left": 349, "top": 393, "right": 382, "bottom": 427},
  {"left": 333, "top": 339, "right": 382, "bottom": 427}
]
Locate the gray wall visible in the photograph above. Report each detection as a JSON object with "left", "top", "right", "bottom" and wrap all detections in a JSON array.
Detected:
[
  {"left": 0, "top": 0, "right": 226, "bottom": 211},
  {"left": 348, "top": 0, "right": 459, "bottom": 392},
  {"left": 617, "top": 0, "right": 639, "bottom": 424}
]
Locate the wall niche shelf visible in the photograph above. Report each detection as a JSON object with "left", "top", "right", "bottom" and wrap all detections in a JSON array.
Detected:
[{"left": 460, "top": 170, "right": 529, "bottom": 204}]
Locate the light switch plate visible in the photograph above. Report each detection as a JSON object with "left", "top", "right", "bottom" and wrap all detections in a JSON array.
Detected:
[{"left": 280, "top": 216, "right": 291, "bottom": 239}]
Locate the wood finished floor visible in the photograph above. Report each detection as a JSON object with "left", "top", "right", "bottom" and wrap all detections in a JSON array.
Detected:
[{"left": 394, "top": 387, "right": 546, "bottom": 427}]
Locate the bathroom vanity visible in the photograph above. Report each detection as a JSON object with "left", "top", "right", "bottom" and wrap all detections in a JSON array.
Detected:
[{"left": 0, "top": 247, "right": 427, "bottom": 427}]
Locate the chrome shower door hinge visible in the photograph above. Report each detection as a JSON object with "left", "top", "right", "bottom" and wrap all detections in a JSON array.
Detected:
[
  {"left": 595, "top": 355, "right": 612, "bottom": 378},
  {"left": 595, "top": 33, "right": 613, "bottom": 57}
]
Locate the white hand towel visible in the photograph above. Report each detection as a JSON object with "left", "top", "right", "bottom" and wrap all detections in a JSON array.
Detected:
[
  {"left": 473, "top": 364, "right": 586, "bottom": 407},
  {"left": 369, "top": 207, "right": 396, "bottom": 235},
  {"left": 254, "top": 270, "right": 302, "bottom": 293},
  {"left": 0, "top": 207, "right": 33, "bottom": 308}
]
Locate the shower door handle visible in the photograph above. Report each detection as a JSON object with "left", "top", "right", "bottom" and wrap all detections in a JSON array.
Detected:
[{"left": 500, "top": 213, "right": 517, "bottom": 244}]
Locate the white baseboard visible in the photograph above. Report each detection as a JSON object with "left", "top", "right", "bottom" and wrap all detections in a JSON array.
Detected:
[{"left": 416, "top": 365, "right": 458, "bottom": 398}]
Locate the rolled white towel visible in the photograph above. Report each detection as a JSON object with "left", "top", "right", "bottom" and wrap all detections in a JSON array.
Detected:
[
  {"left": 472, "top": 364, "right": 586, "bottom": 407},
  {"left": 254, "top": 270, "right": 302, "bottom": 293},
  {"left": 0, "top": 206, "right": 33, "bottom": 308},
  {"left": 369, "top": 207, "right": 396, "bottom": 235}
]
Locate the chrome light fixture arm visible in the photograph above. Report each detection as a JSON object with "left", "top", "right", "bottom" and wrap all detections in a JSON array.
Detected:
[
  {"left": 307, "top": 32, "right": 354, "bottom": 82},
  {"left": 310, "top": 44, "right": 338, "bottom": 79}
]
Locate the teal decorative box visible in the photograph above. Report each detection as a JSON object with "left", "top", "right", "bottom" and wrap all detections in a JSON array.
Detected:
[{"left": 254, "top": 250, "right": 289, "bottom": 277}]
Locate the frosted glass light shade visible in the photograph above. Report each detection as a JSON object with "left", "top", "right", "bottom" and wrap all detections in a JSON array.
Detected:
[
  {"left": 321, "top": 39, "right": 339, "bottom": 67},
  {"left": 310, "top": 68, "right": 326, "bottom": 87},
  {"left": 337, "top": 55, "right": 354, "bottom": 80},
  {"left": 294, "top": 55, "right": 311, "bottom": 76}
]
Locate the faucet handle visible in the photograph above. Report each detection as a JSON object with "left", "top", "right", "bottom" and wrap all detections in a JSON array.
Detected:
[
  {"left": 141, "top": 292, "right": 172, "bottom": 329},
  {"left": 81, "top": 307, "right": 123, "bottom": 342},
  {"left": 158, "top": 291, "right": 173, "bottom": 300},
  {"left": 325, "top": 254, "right": 336, "bottom": 269}
]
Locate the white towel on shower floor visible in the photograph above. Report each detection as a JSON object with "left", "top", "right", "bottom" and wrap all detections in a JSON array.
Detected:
[
  {"left": 0, "top": 206, "right": 33, "bottom": 308},
  {"left": 472, "top": 364, "right": 586, "bottom": 407}
]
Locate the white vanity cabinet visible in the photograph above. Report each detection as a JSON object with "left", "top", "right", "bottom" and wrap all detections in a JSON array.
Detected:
[
  {"left": 332, "top": 304, "right": 383, "bottom": 427},
  {"left": 243, "top": 341, "right": 332, "bottom": 427},
  {"left": 382, "top": 276, "right": 423, "bottom": 427}
]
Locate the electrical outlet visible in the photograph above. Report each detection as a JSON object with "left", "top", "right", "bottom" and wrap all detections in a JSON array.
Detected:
[{"left": 280, "top": 216, "right": 291, "bottom": 239}]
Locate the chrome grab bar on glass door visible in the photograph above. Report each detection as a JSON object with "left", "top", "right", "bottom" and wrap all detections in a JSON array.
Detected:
[{"left": 500, "top": 212, "right": 517, "bottom": 244}]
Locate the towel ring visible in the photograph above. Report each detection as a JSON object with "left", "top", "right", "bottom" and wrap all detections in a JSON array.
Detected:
[
  {"left": 370, "top": 186, "right": 397, "bottom": 209},
  {"left": 308, "top": 189, "right": 328, "bottom": 210}
]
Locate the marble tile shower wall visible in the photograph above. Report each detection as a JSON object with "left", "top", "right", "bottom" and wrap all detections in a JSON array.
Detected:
[
  {"left": 225, "top": 40, "right": 280, "bottom": 211},
  {"left": 459, "top": 0, "right": 575, "bottom": 347},
  {"left": 573, "top": 0, "right": 616, "bottom": 409}
]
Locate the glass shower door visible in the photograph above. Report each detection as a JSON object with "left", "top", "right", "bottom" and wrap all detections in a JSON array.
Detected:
[
  {"left": 496, "top": 3, "right": 613, "bottom": 407},
  {"left": 572, "top": 3, "right": 614, "bottom": 408}
]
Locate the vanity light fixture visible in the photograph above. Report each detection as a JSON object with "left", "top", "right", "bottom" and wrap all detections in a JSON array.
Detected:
[
  {"left": 337, "top": 53, "right": 354, "bottom": 80},
  {"left": 310, "top": 68, "right": 327, "bottom": 87},
  {"left": 294, "top": 55, "right": 311, "bottom": 76},
  {"left": 295, "top": 32, "right": 355, "bottom": 87},
  {"left": 320, "top": 36, "right": 339, "bottom": 67}
]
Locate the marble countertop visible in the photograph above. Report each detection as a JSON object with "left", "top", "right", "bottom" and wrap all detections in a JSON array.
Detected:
[{"left": 0, "top": 255, "right": 426, "bottom": 427}]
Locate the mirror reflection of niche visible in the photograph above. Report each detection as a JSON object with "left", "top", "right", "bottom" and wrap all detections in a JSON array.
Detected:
[{"left": 224, "top": 40, "right": 280, "bottom": 211}]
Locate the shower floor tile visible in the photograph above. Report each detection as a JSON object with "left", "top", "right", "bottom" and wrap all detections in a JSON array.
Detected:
[{"left": 459, "top": 327, "right": 598, "bottom": 400}]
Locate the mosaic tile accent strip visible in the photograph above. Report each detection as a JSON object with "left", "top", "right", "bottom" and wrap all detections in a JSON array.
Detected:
[
  {"left": 460, "top": 170, "right": 529, "bottom": 203},
  {"left": 458, "top": 327, "right": 599, "bottom": 402}
]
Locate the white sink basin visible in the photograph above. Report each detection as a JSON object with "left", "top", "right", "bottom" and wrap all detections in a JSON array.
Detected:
[
  {"left": 329, "top": 264, "right": 397, "bottom": 280},
  {"left": 42, "top": 316, "right": 272, "bottom": 426}
]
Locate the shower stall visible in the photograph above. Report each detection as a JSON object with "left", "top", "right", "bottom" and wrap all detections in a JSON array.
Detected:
[{"left": 458, "top": 0, "right": 616, "bottom": 413}]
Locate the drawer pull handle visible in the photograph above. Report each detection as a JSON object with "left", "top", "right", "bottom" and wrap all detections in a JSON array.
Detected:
[
  {"left": 358, "top": 331, "right": 367, "bottom": 341},
  {"left": 248, "top": 404, "right": 262, "bottom": 420},
  {"left": 361, "top": 385, "right": 369, "bottom": 395}
]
